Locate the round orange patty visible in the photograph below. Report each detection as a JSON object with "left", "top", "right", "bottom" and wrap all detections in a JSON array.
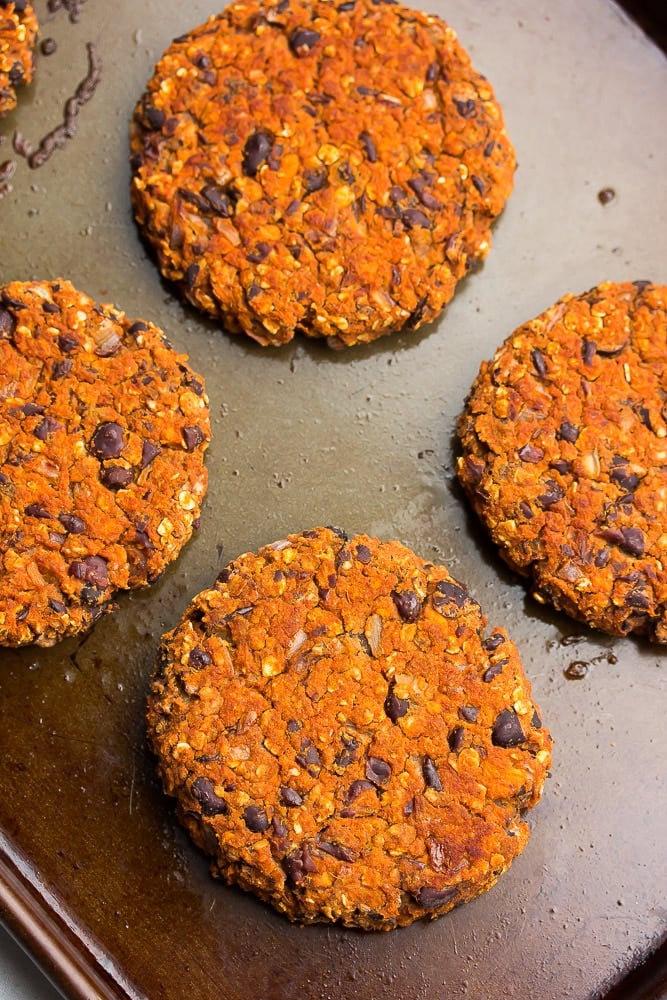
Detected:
[
  {"left": 0, "top": 0, "right": 37, "bottom": 115},
  {"left": 130, "top": 0, "right": 515, "bottom": 348},
  {"left": 457, "top": 280, "right": 667, "bottom": 641},
  {"left": 0, "top": 279, "right": 210, "bottom": 647},
  {"left": 147, "top": 527, "right": 551, "bottom": 930}
]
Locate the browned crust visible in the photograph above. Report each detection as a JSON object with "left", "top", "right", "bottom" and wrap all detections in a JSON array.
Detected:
[
  {"left": 457, "top": 280, "right": 667, "bottom": 641},
  {"left": 130, "top": 0, "right": 515, "bottom": 347},
  {"left": 0, "top": 279, "right": 210, "bottom": 646},
  {"left": 147, "top": 527, "right": 551, "bottom": 930}
]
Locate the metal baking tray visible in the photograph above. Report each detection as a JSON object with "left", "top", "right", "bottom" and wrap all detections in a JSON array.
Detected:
[{"left": 0, "top": 1, "right": 665, "bottom": 997}]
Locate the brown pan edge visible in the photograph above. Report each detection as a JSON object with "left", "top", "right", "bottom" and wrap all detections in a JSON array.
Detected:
[
  {"left": 0, "top": 835, "right": 143, "bottom": 1000},
  {"left": 1, "top": 834, "right": 665, "bottom": 1000}
]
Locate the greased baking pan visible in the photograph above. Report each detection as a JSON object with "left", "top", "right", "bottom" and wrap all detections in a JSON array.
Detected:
[{"left": 0, "top": 1, "right": 666, "bottom": 997}]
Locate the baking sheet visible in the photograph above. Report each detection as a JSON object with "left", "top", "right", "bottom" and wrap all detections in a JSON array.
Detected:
[{"left": 0, "top": 1, "right": 666, "bottom": 998}]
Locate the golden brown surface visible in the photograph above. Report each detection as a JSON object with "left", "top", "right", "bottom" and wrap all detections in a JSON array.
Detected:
[
  {"left": 130, "top": 0, "right": 515, "bottom": 347},
  {"left": 0, "top": 0, "right": 37, "bottom": 116},
  {"left": 457, "top": 280, "right": 667, "bottom": 641},
  {"left": 148, "top": 527, "right": 551, "bottom": 930},
  {"left": 0, "top": 279, "right": 210, "bottom": 646}
]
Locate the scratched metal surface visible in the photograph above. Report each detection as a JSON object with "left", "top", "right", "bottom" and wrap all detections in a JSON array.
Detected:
[{"left": 0, "top": 1, "right": 665, "bottom": 998}]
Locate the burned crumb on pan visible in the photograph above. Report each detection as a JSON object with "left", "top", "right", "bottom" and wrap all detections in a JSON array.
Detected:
[
  {"left": 47, "top": 0, "right": 87, "bottom": 24},
  {"left": 12, "top": 41, "right": 101, "bottom": 169}
]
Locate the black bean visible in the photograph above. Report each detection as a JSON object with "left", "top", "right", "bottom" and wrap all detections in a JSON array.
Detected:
[
  {"left": 288, "top": 27, "right": 321, "bottom": 55},
  {"left": 355, "top": 543, "right": 371, "bottom": 564},
  {"left": 318, "top": 841, "right": 356, "bottom": 862},
  {"left": 558, "top": 421, "right": 579, "bottom": 443},
  {"left": 626, "top": 588, "right": 650, "bottom": 609},
  {"left": 599, "top": 526, "right": 645, "bottom": 557},
  {"left": 128, "top": 320, "right": 150, "bottom": 337},
  {"left": 25, "top": 503, "right": 51, "bottom": 519},
  {"left": 201, "top": 183, "right": 233, "bottom": 216},
  {"left": 384, "top": 682, "right": 409, "bottom": 722},
  {"left": 582, "top": 339, "right": 597, "bottom": 366},
  {"left": 242, "top": 129, "right": 273, "bottom": 176},
  {"left": 531, "top": 348, "right": 547, "bottom": 377},
  {"left": 537, "top": 482, "right": 564, "bottom": 508},
  {"left": 366, "top": 756, "right": 392, "bottom": 785},
  {"left": 48, "top": 598, "right": 66, "bottom": 613},
  {"left": 518, "top": 443, "right": 544, "bottom": 463},
  {"left": 402, "top": 208, "right": 432, "bottom": 229},
  {"left": 425, "top": 61, "right": 439, "bottom": 82},
  {"left": 619, "top": 526, "right": 645, "bottom": 557},
  {"left": 191, "top": 776, "right": 227, "bottom": 816},
  {"left": 531, "top": 708, "right": 542, "bottom": 728},
  {"left": 145, "top": 105, "right": 166, "bottom": 130},
  {"left": 413, "top": 885, "right": 458, "bottom": 909},
  {"left": 59, "top": 513, "right": 85, "bottom": 534},
  {"left": 471, "top": 174, "right": 485, "bottom": 195},
  {"left": 448, "top": 726, "right": 465, "bottom": 751},
  {"left": 135, "top": 525, "right": 155, "bottom": 550},
  {"left": 90, "top": 421, "right": 124, "bottom": 460},
  {"left": 335, "top": 735, "right": 359, "bottom": 768},
  {"left": 286, "top": 718, "right": 301, "bottom": 732},
  {"left": 391, "top": 588, "right": 421, "bottom": 622},
  {"left": 483, "top": 632, "right": 505, "bottom": 652},
  {"left": 0, "top": 308, "right": 15, "bottom": 338},
  {"left": 100, "top": 466, "right": 134, "bottom": 490},
  {"left": 347, "top": 779, "right": 374, "bottom": 802},
  {"left": 491, "top": 708, "right": 525, "bottom": 748},
  {"left": 69, "top": 555, "right": 109, "bottom": 589},
  {"left": 422, "top": 756, "right": 442, "bottom": 791},
  {"left": 359, "top": 130, "right": 377, "bottom": 163},
  {"left": 459, "top": 705, "right": 478, "bottom": 723},
  {"left": 177, "top": 187, "right": 209, "bottom": 212},
  {"left": 188, "top": 647, "right": 211, "bottom": 668},
  {"left": 243, "top": 805, "right": 269, "bottom": 833},
  {"left": 34, "top": 416, "right": 61, "bottom": 440},
  {"left": 279, "top": 785, "right": 303, "bottom": 807},
  {"left": 182, "top": 425, "right": 205, "bottom": 452},
  {"left": 183, "top": 262, "right": 199, "bottom": 289},
  {"left": 432, "top": 579, "right": 473, "bottom": 616},
  {"left": 296, "top": 738, "right": 321, "bottom": 769},
  {"left": 453, "top": 97, "right": 476, "bottom": 118},
  {"left": 283, "top": 845, "right": 317, "bottom": 885},
  {"left": 272, "top": 816, "right": 288, "bottom": 839},
  {"left": 610, "top": 465, "right": 640, "bottom": 492},
  {"left": 483, "top": 661, "right": 504, "bottom": 682},
  {"left": 58, "top": 334, "right": 78, "bottom": 353},
  {"left": 9, "top": 64, "right": 24, "bottom": 86},
  {"left": 141, "top": 440, "right": 160, "bottom": 469},
  {"left": 246, "top": 242, "right": 271, "bottom": 264}
]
